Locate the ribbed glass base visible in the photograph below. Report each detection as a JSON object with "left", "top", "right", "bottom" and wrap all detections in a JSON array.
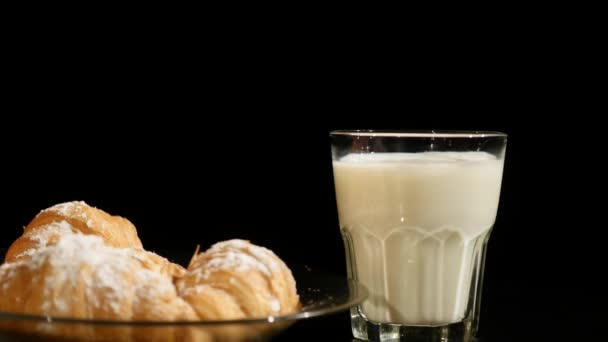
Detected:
[{"left": 351, "top": 307, "right": 474, "bottom": 342}]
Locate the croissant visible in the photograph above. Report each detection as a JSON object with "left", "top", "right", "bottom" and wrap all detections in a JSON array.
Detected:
[
  {"left": 0, "top": 202, "right": 300, "bottom": 341},
  {"left": 4, "top": 201, "right": 143, "bottom": 263},
  {"left": 177, "top": 239, "right": 299, "bottom": 320},
  {"left": 0, "top": 234, "right": 205, "bottom": 342}
]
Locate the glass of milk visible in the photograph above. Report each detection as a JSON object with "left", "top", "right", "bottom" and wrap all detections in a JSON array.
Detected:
[{"left": 330, "top": 131, "right": 507, "bottom": 342}]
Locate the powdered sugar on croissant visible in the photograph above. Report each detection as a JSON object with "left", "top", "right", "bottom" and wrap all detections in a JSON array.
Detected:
[
  {"left": 4, "top": 201, "right": 142, "bottom": 263},
  {"left": 0, "top": 235, "right": 191, "bottom": 319},
  {"left": 177, "top": 239, "right": 299, "bottom": 320},
  {"left": 0, "top": 202, "right": 300, "bottom": 341},
  {"left": 0, "top": 234, "right": 201, "bottom": 341}
]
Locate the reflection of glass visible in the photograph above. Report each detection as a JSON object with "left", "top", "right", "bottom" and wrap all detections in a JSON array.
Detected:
[{"left": 331, "top": 131, "right": 507, "bottom": 342}]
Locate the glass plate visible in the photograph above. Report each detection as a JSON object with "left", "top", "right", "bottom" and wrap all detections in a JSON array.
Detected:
[{"left": 0, "top": 256, "right": 366, "bottom": 342}]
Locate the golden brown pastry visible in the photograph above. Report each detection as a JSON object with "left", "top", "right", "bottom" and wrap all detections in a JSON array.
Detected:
[
  {"left": 0, "top": 234, "right": 204, "bottom": 341},
  {"left": 177, "top": 239, "right": 299, "bottom": 320},
  {"left": 0, "top": 201, "right": 300, "bottom": 341},
  {"left": 4, "top": 201, "right": 143, "bottom": 263}
]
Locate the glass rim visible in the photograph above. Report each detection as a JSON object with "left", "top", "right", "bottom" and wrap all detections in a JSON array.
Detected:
[{"left": 330, "top": 130, "right": 507, "bottom": 138}]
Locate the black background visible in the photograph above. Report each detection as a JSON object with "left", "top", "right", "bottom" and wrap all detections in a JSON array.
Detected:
[
  {"left": 0, "top": 26, "right": 602, "bottom": 341},
  {"left": 2, "top": 117, "right": 601, "bottom": 341}
]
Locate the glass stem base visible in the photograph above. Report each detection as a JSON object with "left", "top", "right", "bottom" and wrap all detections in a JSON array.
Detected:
[{"left": 351, "top": 307, "right": 475, "bottom": 342}]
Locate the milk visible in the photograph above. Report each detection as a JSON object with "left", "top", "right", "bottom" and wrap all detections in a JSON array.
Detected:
[{"left": 333, "top": 152, "right": 504, "bottom": 325}]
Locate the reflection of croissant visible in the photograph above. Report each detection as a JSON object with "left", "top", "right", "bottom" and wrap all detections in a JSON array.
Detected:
[{"left": 0, "top": 202, "right": 299, "bottom": 341}]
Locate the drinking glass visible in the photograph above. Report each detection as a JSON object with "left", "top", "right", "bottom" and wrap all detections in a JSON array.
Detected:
[{"left": 330, "top": 130, "right": 507, "bottom": 342}]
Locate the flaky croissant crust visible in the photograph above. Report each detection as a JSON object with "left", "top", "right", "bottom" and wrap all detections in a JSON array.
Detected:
[{"left": 0, "top": 201, "right": 299, "bottom": 326}]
